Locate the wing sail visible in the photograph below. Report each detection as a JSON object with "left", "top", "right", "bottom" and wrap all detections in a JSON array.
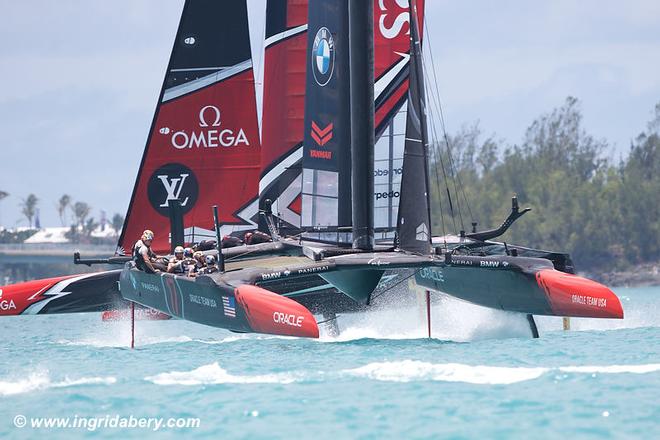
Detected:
[
  {"left": 117, "top": 0, "right": 262, "bottom": 254},
  {"left": 259, "top": 0, "right": 308, "bottom": 232},
  {"left": 373, "top": 0, "right": 425, "bottom": 240}
]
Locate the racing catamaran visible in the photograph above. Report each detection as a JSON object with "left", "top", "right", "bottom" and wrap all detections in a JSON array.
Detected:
[{"left": 0, "top": 0, "right": 623, "bottom": 339}]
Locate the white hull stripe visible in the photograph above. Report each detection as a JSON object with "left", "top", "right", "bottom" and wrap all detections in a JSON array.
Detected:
[
  {"left": 259, "top": 146, "right": 304, "bottom": 193},
  {"left": 265, "top": 24, "right": 308, "bottom": 49},
  {"left": 22, "top": 273, "right": 101, "bottom": 315},
  {"left": 163, "top": 59, "right": 253, "bottom": 102}
]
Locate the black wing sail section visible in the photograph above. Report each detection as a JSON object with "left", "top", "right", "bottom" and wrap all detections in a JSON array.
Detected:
[
  {"left": 396, "top": 1, "right": 431, "bottom": 254},
  {"left": 301, "top": 0, "right": 352, "bottom": 244}
]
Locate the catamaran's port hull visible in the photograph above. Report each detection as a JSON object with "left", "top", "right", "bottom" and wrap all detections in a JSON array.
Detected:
[
  {"left": 119, "top": 268, "right": 319, "bottom": 338},
  {"left": 0, "top": 270, "right": 123, "bottom": 316}
]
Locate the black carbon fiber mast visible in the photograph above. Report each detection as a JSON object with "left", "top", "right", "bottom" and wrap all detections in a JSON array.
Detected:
[{"left": 349, "top": 0, "right": 375, "bottom": 250}]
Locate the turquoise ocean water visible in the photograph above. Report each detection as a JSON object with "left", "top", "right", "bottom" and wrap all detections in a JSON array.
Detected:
[{"left": 1, "top": 286, "right": 659, "bottom": 439}]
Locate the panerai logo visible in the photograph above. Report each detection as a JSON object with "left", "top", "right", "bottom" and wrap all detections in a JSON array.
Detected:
[{"left": 160, "top": 105, "right": 250, "bottom": 150}]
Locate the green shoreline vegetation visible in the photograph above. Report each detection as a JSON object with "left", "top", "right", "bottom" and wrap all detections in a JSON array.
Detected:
[{"left": 430, "top": 97, "right": 660, "bottom": 276}]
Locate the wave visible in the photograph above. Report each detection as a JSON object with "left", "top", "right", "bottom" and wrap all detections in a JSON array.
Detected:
[
  {"left": 0, "top": 371, "right": 116, "bottom": 396},
  {"left": 56, "top": 335, "right": 195, "bottom": 348},
  {"left": 558, "top": 364, "right": 660, "bottom": 374},
  {"left": 55, "top": 334, "right": 250, "bottom": 348},
  {"left": 343, "top": 360, "right": 660, "bottom": 384},
  {"left": 344, "top": 360, "right": 548, "bottom": 384},
  {"left": 144, "top": 362, "right": 300, "bottom": 386}
]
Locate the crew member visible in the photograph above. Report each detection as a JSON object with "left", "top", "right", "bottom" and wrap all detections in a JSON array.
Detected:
[
  {"left": 221, "top": 235, "right": 243, "bottom": 248},
  {"left": 244, "top": 230, "right": 272, "bottom": 245},
  {"left": 182, "top": 247, "right": 198, "bottom": 277},
  {"left": 200, "top": 255, "right": 219, "bottom": 274},
  {"left": 133, "top": 230, "right": 165, "bottom": 273},
  {"left": 167, "top": 246, "right": 185, "bottom": 273},
  {"left": 193, "top": 251, "right": 206, "bottom": 271}
]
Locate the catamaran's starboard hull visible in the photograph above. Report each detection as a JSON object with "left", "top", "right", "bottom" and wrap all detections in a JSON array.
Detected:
[{"left": 414, "top": 258, "right": 623, "bottom": 319}]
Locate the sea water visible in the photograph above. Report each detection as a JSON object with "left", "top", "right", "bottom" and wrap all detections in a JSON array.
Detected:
[{"left": 0, "top": 286, "right": 658, "bottom": 439}]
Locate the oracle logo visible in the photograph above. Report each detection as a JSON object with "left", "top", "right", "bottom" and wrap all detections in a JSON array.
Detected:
[
  {"left": 273, "top": 311, "right": 305, "bottom": 328},
  {"left": 419, "top": 267, "right": 444, "bottom": 283},
  {"left": 378, "top": 0, "right": 410, "bottom": 40}
]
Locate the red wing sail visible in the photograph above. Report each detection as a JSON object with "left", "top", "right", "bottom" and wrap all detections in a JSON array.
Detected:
[
  {"left": 260, "top": 0, "right": 425, "bottom": 237},
  {"left": 373, "top": 0, "right": 425, "bottom": 238},
  {"left": 118, "top": 0, "right": 262, "bottom": 254},
  {"left": 259, "top": 0, "right": 308, "bottom": 232}
]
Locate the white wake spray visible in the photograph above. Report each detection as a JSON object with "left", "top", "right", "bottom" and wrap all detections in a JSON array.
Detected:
[
  {"left": 0, "top": 370, "right": 116, "bottom": 396},
  {"left": 145, "top": 362, "right": 301, "bottom": 385}
]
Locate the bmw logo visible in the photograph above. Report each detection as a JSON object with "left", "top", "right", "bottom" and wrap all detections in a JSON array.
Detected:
[{"left": 312, "top": 27, "right": 335, "bottom": 87}]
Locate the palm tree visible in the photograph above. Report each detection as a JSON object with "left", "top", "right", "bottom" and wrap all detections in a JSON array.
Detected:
[
  {"left": 57, "top": 194, "right": 71, "bottom": 226},
  {"left": 111, "top": 213, "right": 125, "bottom": 236},
  {"left": 20, "top": 194, "right": 38, "bottom": 228},
  {"left": 0, "top": 191, "right": 8, "bottom": 228},
  {"left": 84, "top": 217, "right": 99, "bottom": 237},
  {"left": 72, "top": 201, "right": 91, "bottom": 228}
]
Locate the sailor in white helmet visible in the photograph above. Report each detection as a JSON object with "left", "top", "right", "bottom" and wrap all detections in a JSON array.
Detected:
[
  {"left": 182, "top": 247, "right": 198, "bottom": 277},
  {"left": 200, "top": 255, "right": 219, "bottom": 274},
  {"left": 132, "top": 230, "right": 165, "bottom": 273},
  {"left": 167, "top": 246, "right": 186, "bottom": 273}
]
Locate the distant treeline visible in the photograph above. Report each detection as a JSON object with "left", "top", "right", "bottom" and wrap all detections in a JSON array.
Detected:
[
  {"left": 0, "top": 193, "right": 124, "bottom": 245},
  {"left": 430, "top": 97, "right": 660, "bottom": 272}
]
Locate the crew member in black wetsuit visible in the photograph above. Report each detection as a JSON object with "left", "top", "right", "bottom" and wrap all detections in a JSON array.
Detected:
[{"left": 133, "top": 230, "right": 166, "bottom": 273}]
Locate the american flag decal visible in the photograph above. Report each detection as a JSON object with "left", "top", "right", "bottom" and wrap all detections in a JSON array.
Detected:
[{"left": 222, "top": 296, "right": 236, "bottom": 318}]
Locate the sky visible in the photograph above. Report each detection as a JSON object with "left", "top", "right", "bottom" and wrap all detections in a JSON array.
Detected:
[{"left": 0, "top": 0, "right": 659, "bottom": 227}]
